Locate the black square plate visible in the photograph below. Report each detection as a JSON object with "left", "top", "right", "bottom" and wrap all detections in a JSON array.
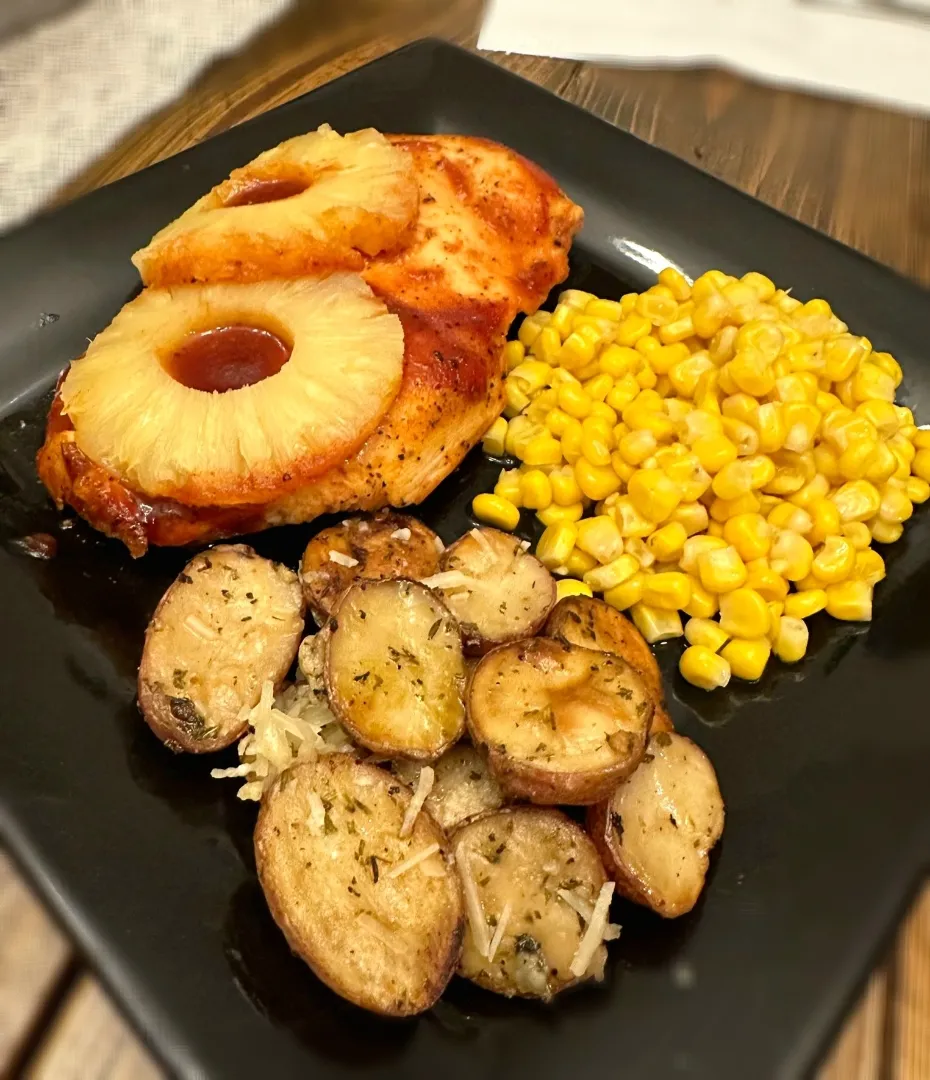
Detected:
[{"left": 2, "top": 39, "right": 929, "bottom": 1080}]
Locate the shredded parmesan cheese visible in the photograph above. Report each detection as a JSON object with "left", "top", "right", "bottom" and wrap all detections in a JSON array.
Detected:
[
  {"left": 487, "top": 901, "right": 512, "bottom": 963},
  {"left": 400, "top": 766, "right": 434, "bottom": 838},
  {"left": 520, "top": 539, "right": 531, "bottom": 551},
  {"left": 328, "top": 550, "right": 359, "bottom": 567},
  {"left": 570, "top": 882, "right": 615, "bottom": 978},
  {"left": 390, "top": 527, "right": 412, "bottom": 541},
  {"left": 306, "top": 791, "right": 326, "bottom": 836},
  {"left": 183, "top": 614, "right": 216, "bottom": 640},
  {"left": 456, "top": 843, "right": 491, "bottom": 958},
  {"left": 210, "top": 679, "right": 353, "bottom": 800},
  {"left": 558, "top": 887, "right": 622, "bottom": 941},
  {"left": 385, "top": 843, "right": 441, "bottom": 879},
  {"left": 434, "top": 535, "right": 445, "bottom": 553},
  {"left": 470, "top": 528, "right": 493, "bottom": 555}
]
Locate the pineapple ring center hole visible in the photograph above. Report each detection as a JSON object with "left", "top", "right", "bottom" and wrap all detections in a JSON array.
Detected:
[
  {"left": 163, "top": 325, "right": 293, "bottom": 393},
  {"left": 224, "top": 178, "right": 308, "bottom": 207}
]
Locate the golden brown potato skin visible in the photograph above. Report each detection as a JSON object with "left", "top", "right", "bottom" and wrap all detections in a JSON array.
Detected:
[
  {"left": 545, "top": 596, "right": 674, "bottom": 732},
  {"left": 38, "top": 135, "right": 583, "bottom": 555},
  {"left": 299, "top": 511, "right": 441, "bottom": 622},
  {"left": 255, "top": 756, "right": 464, "bottom": 1016},
  {"left": 138, "top": 544, "right": 305, "bottom": 753},
  {"left": 467, "top": 638, "right": 654, "bottom": 806},
  {"left": 586, "top": 731, "right": 725, "bottom": 918}
]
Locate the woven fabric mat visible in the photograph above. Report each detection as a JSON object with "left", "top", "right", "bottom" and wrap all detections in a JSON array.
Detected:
[{"left": 0, "top": 0, "right": 291, "bottom": 233}]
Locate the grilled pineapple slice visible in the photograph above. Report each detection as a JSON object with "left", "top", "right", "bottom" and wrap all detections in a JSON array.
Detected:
[
  {"left": 59, "top": 273, "right": 404, "bottom": 507},
  {"left": 133, "top": 124, "right": 419, "bottom": 286}
]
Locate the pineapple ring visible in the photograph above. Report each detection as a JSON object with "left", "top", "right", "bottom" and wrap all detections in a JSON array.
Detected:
[
  {"left": 59, "top": 273, "right": 404, "bottom": 507},
  {"left": 132, "top": 125, "right": 419, "bottom": 287}
]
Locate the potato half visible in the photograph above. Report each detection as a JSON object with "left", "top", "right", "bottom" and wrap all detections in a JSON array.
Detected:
[
  {"left": 392, "top": 744, "right": 504, "bottom": 833},
  {"left": 255, "top": 755, "right": 464, "bottom": 1016},
  {"left": 587, "top": 731, "right": 725, "bottom": 917},
  {"left": 425, "top": 528, "right": 555, "bottom": 654},
  {"left": 453, "top": 807, "right": 612, "bottom": 1000},
  {"left": 138, "top": 545, "right": 305, "bottom": 753},
  {"left": 467, "top": 638, "right": 653, "bottom": 805},
  {"left": 326, "top": 579, "right": 466, "bottom": 759},
  {"left": 545, "top": 595, "right": 674, "bottom": 733},
  {"left": 300, "top": 511, "right": 442, "bottom": 622}
]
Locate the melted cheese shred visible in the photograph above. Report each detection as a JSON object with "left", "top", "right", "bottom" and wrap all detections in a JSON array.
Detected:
[
  {"left": 570, "top": 882, "right": 615, "bottom": 978},
  {"left": 399, "top": 765, "right": 435, "bottom": 839},
  {"left": 385, "top": 842, "right": 441, "bottom": 880},
  {"left": 455, "top": 842, "right": 491, "bottom": 959},
  {"left": 486, "top": 901, "right": 512, "bottom": 963}
]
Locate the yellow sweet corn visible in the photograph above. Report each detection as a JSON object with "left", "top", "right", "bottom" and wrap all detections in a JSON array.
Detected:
[
  {"left": 647, "top": 521, "right": 688, "bottom": 562},
  {"left": 658, "top": 266, "right": 692, "bottom": 301},
  {"left": 521, "top": 433, "right": 564, "bottom": 467},
  {"left": 679, "top": 646, "right": 732, "bottom": 690},
  {"left": 536, "top": 522, "right": 578, "bottom": 569},
  {"left": 680, "top": 534, "right": 728, "bottom": 573},
  {"left": 481, "top": 417, "right": 508, "bottom": 457},
  {"left": 556, "top": 579, "right": 593, "bottom": 601},
  {"left": 709, "top": 491, "right": 763, "bottom": 523},
  {"left": 744, "top": 562, "right": 789, "bottom": 602},
  {"left": 642, "top": 572, "right": 692, "bottom": 611},
  {"left": 774, "top": 616, "right": 809, "bottom": 663},
  {"left": 720, "top": 637, "right": 771, "bottom": 681},
  {"left": 494, "top": 468, "right": 523, "bottom": 506},
  {"left": 685, "top": 617, "right": 730, "bottom": 652},
  {"left": 825, "top": 579, "right": 873, "bottom": 621},
  {"left": 532, "top": 326, "right": 563, "bottom": 366},
  {"left": 559, "top": 289, "right": 596, "bottom": 310},
  {"left": 575, "top": 459, "right": 622, "bottom": 501},
  {"left": 721, "top": 417, "right": 760, "bottom": 456},
  {"left": 840, "top": 521, "right": 872, "bottom": 550},
  {"left": 718, "top": 587, "right": 771, "bottom": 639},
  {"left": 584, "top": 554, "right": 641, "bottom": 592},
  {"left": 878, "top": 484, "right": 913, "bottom": 524},
  {"left": 627, "top": 469, "right": 682, "bottom": 522},
  {"left": 612, "top": 497, "right": 656, "bottom": 539},
  {"left": 831, "top": 480, "right": 881, "bottom": 523},
  {"left": 712, "top": 459, "right": 754, "bottom": 501},
  {"left": 520, "top": 469, "right": 553, "bottom": 510},
  {"left": 767, "top": 502, "right": 813, "bottom": 535},
  {"left": 603, "top": 571, "right": 648, "bottom": 611},
  {"left": 870, "top": 518, "right": 904, "bottom": 544},
  {"left": 851, "top": 548, "right": 886, "bottom": 586},
  {"left": 670, "top": 501, "right": 710, "bottom": 536},
  {"left": 557, "top": 382, "right": 593, "bottom": 419},
  {"left": 565, "top": 547, "right": 598, "bottom": 577},
  {"left": 811, "top": 535, "right": 855, "bottom": 584},
  {"left": 549, "top": 465, "right": 583, "bottom": 506},
  {"left": 536, "top": 502, "right": 584, "bottom": 526},
  {"left": 630, "top": 603, "right": 684, "bottom": 643},
  {"left": 682, "top": 578, "right": 720, "bottom": 618},
  {"left": 723, "top": 513, "right": 772, "bottom": 561},
  {"left": 784, "top": 589, "right": 828, "bottom": 620},
  {"left": 769, "top": 529, "right": 814, "bottom": 581},
  {"left": 472, "top": 494, "right": 520, "bottom": 531},
  {"left": 692, "top": 433, "right": 739, "bottom": 473},
  {"left": 906, "top": 476, "right": 930, "bottom": 504},
  {"left": 698, "top": 545, "right": 748, "bottom": 593},
  {"left": 576, "top": 515, "right": 624, "bottom": 563}
]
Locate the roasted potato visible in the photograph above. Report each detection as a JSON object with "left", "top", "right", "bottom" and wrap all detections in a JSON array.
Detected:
[
  {"left": 392, "top": 744, "right": 504, "bottom": 832},
  {"left": 425, "top": 528, "right": 555, "bottom": 654},
  {"left": 255, "top": 755, "right": 464, "bottom": 1016},
  {"left": 453, "top": 807, "right": 615, "bottom": 1000},
  {"left": 545, "top": 595, "right": 674, "bottom": 733},
  {"left": 326, "top": 579, "right": 466, "bottom": 759},
  {"left": 587, "top": 731, "right": 725, "bottom": 917},
  {"left": 299, "top": 511, "right": 442, "bottom": 622},
  {"left": 138, "top": 545, "right": 305, "bottom": 753},
  {"left": 468, "top": 638, "right": 654, "bottom": 805}
]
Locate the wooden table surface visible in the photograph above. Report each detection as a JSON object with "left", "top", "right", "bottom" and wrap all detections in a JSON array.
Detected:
[{"left": 2, "top": 1, "right": 930, "bottom": 1076}]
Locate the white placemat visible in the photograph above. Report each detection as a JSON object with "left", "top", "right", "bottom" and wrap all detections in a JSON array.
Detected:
[
  {"left": 480, "top": 0, "right": 930, "bottom": 116},
  {"left": 0, "top": 0, "right": 291, "bottom": 234}
]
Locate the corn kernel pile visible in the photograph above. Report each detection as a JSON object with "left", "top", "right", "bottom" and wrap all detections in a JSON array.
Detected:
[{"left": 474, "top": 267, "right": 930, "bottom": 692}]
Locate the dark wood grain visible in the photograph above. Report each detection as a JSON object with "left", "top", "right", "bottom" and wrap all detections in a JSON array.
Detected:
[{"left": 4, "top": 1, "right": 930, "bottom": 1076}]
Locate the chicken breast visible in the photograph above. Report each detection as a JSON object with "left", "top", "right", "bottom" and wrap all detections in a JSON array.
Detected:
[{"left": 37, "top": 134, "right": 583, "bottom": 555}]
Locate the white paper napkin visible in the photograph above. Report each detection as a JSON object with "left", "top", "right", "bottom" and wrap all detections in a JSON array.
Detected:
[
  {"left": 480, "top": 0, "right": 930, "bottom": 116},
  {"left": 0, "top": 0, "right": 291, "bottom": 233}
]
